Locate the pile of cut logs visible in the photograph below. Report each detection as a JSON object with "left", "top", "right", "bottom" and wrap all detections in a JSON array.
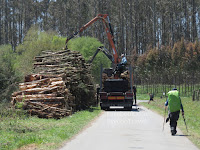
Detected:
[
  {"left": 12, "top": 50, "right": 95, "bottom": 119},
  {"left": 102, "top": 70, "right": 130, "bottom": 89}
]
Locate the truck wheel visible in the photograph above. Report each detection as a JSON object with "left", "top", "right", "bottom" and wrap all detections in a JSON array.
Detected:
[
  {"left": 101, "top": 107, "right": 105, "bottom": 110},
  {"left": 101, "top": 107, "right": 109, "bottom": 111},
  {"left": 105, "top": 107, "right": 110, "bottom": 111},
  {"left": 124, "top": 106, "right": 132, "bottom": 111}
]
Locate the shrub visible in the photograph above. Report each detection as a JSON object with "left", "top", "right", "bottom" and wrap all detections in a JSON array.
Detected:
[{"left": 68, "top": 37, "right": 111, "bottom": 82}]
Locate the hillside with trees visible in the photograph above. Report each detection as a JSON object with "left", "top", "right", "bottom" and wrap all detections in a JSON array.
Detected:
[{"left": 0, "top": 0, "right": 200, "bottom": 101}]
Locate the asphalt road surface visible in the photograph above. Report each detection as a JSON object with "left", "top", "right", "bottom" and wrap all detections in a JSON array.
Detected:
[{"left": 60, "top": 105, "right": 199, "bottom": 150}]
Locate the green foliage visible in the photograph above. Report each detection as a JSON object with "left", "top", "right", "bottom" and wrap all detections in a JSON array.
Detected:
[
  {"left": 136, "top": 93, "right": 150, "bottom": 100},
  {"left": 14, "top": 26, "right": 66, "bottom": 78},
  {"left": 0, "top": 45, "right": 19, "bottom": 102},
  {"left": 0, "top": 103, "right": 28, "bottom": 121},
  {"left": 15, "top": 102, "right": 24, "bottom": 109},
  {"left": 68, "top": 37, "right": 111, "bottom": 82},
  {"left": 136, "top": 53, "right": 148, "bottom": 79},
  {"left": 146, "top": 49, "right": 159, "bottom": 73},
  {"left": 183, "top": 42, "right": 199, "bottom": 72},
  {"left": 171, "top": 43, "right": 181, "bottom": 65},
  {"left": 135, "top": 39, "right": 200, "bottom": 86}
]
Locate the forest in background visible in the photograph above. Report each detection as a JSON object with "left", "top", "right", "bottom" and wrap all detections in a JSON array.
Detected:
[
  {"left": 0, "top": 0, "right": 200, "bottom": 53},
  {"left": 132, "top": 38, "right": 200, "bottom": 97},
  {"left": 0, "top": 0, "right": 200, "bottom": 102}
]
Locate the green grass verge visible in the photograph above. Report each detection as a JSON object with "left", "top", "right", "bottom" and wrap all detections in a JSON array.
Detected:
[
  {"left": 140, "top": 96, "right": 200, "bottom": 149},
  {"left": 136, "top": 93, "right": 150, "bottom": 100},
  {"left": 0, "top": 104, "right": 102, "bottom": 150},
  {"left": 136, "top": 84, "right": 200, "bottom": 97}
]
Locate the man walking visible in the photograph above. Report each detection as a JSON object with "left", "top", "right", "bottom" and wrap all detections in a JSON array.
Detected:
[
  {"left": 148, "top": 93, "right": 154, "bottom": 104},
  {"left": 165, "top": 88, "right": 184, "bottom": 135}
]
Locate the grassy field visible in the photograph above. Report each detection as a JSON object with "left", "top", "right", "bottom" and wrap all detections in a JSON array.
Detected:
[
  {"left": 136, "top": 93, "right": 151, "bottom": 100},
  {"left": 0, "top": 103, "right": 102, "bottom": 150},
  {"left": 136, "top": 84, "right": 200, "bottom": 98},
  {"left": 140, "top": 96, "right": 200, "bottom": 149}
]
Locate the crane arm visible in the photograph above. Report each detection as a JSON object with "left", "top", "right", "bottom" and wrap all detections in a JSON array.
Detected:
[
  {"left": 88, "top": 46, "right": 113, "bottom": 64},
  {"left": 65, "top": 14, "right": 107, "bottom": 45},
  {"left": 65, "top": 14, "right": 120, "bottom": 64}
]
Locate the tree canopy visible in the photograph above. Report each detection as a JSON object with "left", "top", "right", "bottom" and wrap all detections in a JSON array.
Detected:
[{"left": 0, "top": 0, "right": 199, "bottom": 54}]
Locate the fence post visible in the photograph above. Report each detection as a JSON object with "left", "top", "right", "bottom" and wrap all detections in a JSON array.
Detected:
[
  {"left": 197, "top": 90, "right": 200, "bottom": 101},
  {"left": 192, "top": 90, "right": 195, "bottom": 101}
]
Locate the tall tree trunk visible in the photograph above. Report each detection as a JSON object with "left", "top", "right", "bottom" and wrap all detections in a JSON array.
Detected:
[
  {"left": 129, "top": 0, "right": 134, "bottom": 51},
  {"left": 0, "top": 0, "right": 2, "bottom": 44},
  {"left": 4, "top": 0, "right": 8, "bottom": 44},
  {"left": 192, "top": 0, "right": 197, "bottom": 41},
  {"left": 170, "top": 12, "right": 174, "bottom": 47},
  {"left": 134, "top": 0, "right": 138, "bottom": 54},
  {"left": 120, "top": 0, "right": 125, "bottom": 55},
  {"left": 183, "top": 0, "right": 189, "bottom": 41},
  {"left": 153, "top": 0, "right": 156, "bottom": 48}
]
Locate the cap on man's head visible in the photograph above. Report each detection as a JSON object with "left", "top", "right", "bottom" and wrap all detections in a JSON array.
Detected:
[
  {"left": 172, "top": 88, "right": 177, "bottom": 90},
  {"left": 121, "top": 54, "right": 124, "bottom": 57}
]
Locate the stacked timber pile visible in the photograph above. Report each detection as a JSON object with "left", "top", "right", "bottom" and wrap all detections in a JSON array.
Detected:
[
  {"left": 102, "top": 73, "right": 114, "bottom": 83},
  {"left": 120, "top": 70, "right": 130, "bottom": 80},
  {"left": 12, "top": 49, "right": 95, "bottom": 119},
  {"left": 23, "top": 101, "right": 72, "bottom": 119},
  {"left": 102, "top": 69, "right": 130, "bottom": 89},
  {"left": 102, "top": 70, "right": 130, "bottom": 81}
]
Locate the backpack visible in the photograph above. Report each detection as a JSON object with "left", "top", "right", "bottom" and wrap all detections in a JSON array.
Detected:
[{"left": 167, "top": 90, "right": 181, "bottom": 112}]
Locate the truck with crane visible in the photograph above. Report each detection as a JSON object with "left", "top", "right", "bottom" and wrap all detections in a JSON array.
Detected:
[{"left": 65, "top": 14, "right": 135, "bottom": 110}]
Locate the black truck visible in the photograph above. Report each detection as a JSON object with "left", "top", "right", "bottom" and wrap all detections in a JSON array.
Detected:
[{"left": 99, "top": 67, "right": 134, "bottom": 110}]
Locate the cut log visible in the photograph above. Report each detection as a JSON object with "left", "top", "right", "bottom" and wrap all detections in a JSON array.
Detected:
[
  {"left": 23, "top": 101, "right": 71, "bottom": 119},
  {"left": 12, "top": 49, "right": 95, "bottom": 119},
  {"left": 19, "top": 84, "right": 38, "bottom": 91}
]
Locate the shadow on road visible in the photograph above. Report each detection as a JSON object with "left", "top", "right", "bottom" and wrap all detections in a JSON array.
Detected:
[{"left": 175, "top": 134, "right": 191, "bottom": 137}]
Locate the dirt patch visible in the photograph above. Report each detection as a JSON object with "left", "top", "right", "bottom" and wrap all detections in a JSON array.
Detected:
[{"left": 17, "top": 144, "right": 38, "bottom": 150}]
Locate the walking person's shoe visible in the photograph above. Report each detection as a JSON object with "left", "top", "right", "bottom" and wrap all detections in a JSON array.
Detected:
[{"left": 171, "top": 127, "right": 177, "bottom": 136}]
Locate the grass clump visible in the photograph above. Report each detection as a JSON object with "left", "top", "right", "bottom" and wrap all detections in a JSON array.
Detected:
[
  {"left": 0, "top": 103, "right": 101, "bottom": 150},
  {"left": 136, "top": 93, "right": 150, "bottom": 100},
  {"left": 140, "top": 96, "right": 200, "bottom": 149}
]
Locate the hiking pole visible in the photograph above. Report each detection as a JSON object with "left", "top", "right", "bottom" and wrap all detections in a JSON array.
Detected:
[
  {"left": 182, "top": 114, "right": 188, "bottom": 133},
  {"left": 163, "top": 95, "right": 168, "bottom": 131},
  {"left": 163, "top": 106, "right": 167, "bottom": 131}
]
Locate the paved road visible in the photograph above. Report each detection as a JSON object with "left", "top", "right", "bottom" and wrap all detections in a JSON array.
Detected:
[{"left": 60, "top": 105, "right": 199, "bottom": 150}]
